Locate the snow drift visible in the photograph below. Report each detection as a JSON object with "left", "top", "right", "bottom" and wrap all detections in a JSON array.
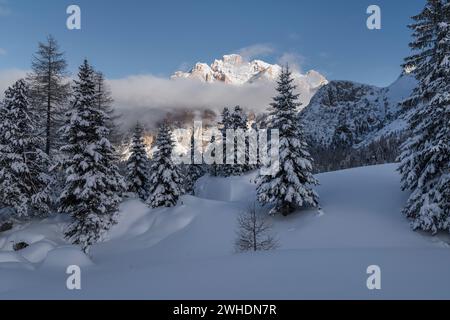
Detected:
[{"left": 1, "top": 164, "right": 449, "bottom": 299}]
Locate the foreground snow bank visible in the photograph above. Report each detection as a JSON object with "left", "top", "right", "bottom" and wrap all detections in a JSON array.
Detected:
[
  {"left": 1, "top": 164, "right": 449, "bottom": 299},
  {"left": 40, "top": 247, "right": 93, "bottom": 269}
]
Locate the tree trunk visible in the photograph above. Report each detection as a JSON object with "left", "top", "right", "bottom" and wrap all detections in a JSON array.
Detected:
[
  {"left": 45, "top": 63, "right": 51, "bottom": 156},
  {"left": 46, "top": 95, "right": 51, "bottom": 156}
]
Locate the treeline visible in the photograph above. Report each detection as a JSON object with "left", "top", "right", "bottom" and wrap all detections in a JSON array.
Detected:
[
  {"left": 309, "top": 133, "right": 407, "bottom": 173},
  {"left": 0, "top": 35, "right": 122, "bottom": 253}
]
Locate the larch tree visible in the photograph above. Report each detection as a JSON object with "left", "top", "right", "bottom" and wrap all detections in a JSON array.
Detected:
[
  {"left": 28, "top": 35, "right": 69, "bottom": 157},
  {"left": 234, "top": 203, "right": 279, "bottom": 252}
]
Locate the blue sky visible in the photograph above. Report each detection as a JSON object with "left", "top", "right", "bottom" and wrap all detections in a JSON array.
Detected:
[{"left": 0, "top": 0, "right": 424, "bottom": 87}]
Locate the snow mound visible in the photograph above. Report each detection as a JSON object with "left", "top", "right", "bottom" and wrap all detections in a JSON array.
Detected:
[
  {"left": 19, "top": 240, "right": 56, "bottom": 263},
  {"left": 40, "top": 246, "right": 93, "bottom": 269},
  {"left": 195, "top": 173, "right": 257, "bottom": 203},
  {"left": 0, "top": 251, "right": 34, "bottom": 270},
  {"left": 0, "top": 251, "right": 28, "bottom": 263},
  {"left": 0, "top": 215, "right": 69, "bottom": 251},
  {"left": 95, "top": 194, "right": 242, "bottom": 262},
  {"left": 105, "top": 198, "right": 197, "bottom": 247}
]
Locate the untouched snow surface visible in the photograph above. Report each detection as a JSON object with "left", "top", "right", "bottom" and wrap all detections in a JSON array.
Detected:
[{"left": 1, "top": 164, "right": 450, "bottom": 299}]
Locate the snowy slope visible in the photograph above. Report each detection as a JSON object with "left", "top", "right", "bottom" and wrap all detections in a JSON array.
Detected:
[{"left": 1, "top": 164, "right": 450, "bottom": 299}]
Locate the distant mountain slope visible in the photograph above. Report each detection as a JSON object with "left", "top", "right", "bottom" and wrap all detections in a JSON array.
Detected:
[
  {"left": 301, "top": 73, "right": 417, "bottom": 149},
  {"left": 172, "top": 54, "right": 416, "bottom": 151}
]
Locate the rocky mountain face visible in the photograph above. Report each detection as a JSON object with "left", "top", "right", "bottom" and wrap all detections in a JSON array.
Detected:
[
  {"left": 172, "top": 54, "right": 328, "bottom": 107},
  {"left": 300, "top": 73, "right": 417, "bottom": 172},
  {"left": 122, "top": 53, "right": 418, "bottom": 173},
  {"left": 171, "top": 55, "right": 415, "bottom": 149},
  {"left": 301, "top": 73, "right": 416, "bottom": 147}
]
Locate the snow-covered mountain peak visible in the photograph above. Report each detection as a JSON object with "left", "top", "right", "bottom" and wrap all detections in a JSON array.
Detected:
[
  {"left": 171, "top": 53, "right": 327, "bottom": 88},
  {"left": 170, "top": 53, "right": 328, "bottom": 106},
  {"left": 303, "top": 70, "right": 329, "bottom": 88},
  {"left": 217, "top": 53, "right": 244, "bottom": 66},
  {"left": 172, "top": 62, "right": 214, "bottom": 82}
]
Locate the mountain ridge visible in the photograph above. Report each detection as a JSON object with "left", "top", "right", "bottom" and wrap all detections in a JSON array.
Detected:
[
  {"left": 171, "top": 54, "right": 328, "bottom": 107},
  {"left": 301, "top": 73, "right": 416, "bottom": 148}
]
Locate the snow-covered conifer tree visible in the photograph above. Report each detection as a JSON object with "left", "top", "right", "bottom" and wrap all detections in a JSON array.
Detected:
[
  {"left": 398, "top": 0, "right": 450, "bottom": 234},
  {"left": 183, "top": 128, "right": 205, "bottom": 194},
  {"left": 0, "top": 79, "right": 52, "bottom": 217},
  {"left": 126, "top": 122, "right": 150, "bottom": 200},
  {"left": 213, "top": 106, "right": 250, "bottom": 176},
  {"left": 59, "top": 60, "right": 125, "bottom": 253},
  {"left": 256, "top": 66, "right": 319, "bottom": 216},
  {"left": 94, "top": 71, "right": 122, "bottom": 144},
  {"left": 229, "top": 105, "right": 250, "bottom": 175},
  {"left": 231, "top": 105, "right": 248, "bottom": 130},
  {"left": 215, "top": 107, "right": 233, "bottom": 176},
  {"left": 147, "top": 122, "right": 184, "bottom": 208}
]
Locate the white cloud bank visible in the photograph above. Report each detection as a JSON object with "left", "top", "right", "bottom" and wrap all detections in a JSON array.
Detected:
[
  {"left": 108, "top": 50, "right": 320, "bottom": 129},
  {"left": 0, "top": 69, "right": 277, "bottom": 129},
  {"left": 109, "top": 75, "right": 277, "bottom": 129},
  {"left": 0, "top": 67, "right": 318, "bottom": 131}
]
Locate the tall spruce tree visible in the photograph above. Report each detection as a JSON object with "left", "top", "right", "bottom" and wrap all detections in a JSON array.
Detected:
[
  {"left": 229, "top": 105, "right": 250, "bottom": 176},
  {"left": 126, "top": 122, "right": 150, "bottom": 200},
  {"left": 183, "top": 127, "right": 205, "bottom": 194},
  {"left": 0, "top": 79, "right": 52, "bottom": 218},
  {"left": 211, "top": 106, "right": 250, "bottom": 177},
  {"left": 94, "top": 71, "right": 122, "bottom": 144},
  {"left": 146, "top": 122, "right": 184, "bottom": 208},
  {"left": 215, "top": 107, "right": 233, "bottom": 176},
  {"left": 59, "top": 60, "right": 125, "bottom": 253},
  {"left": 256, "top": 66, "right": 319, "bottom": 216},
  {"left": 28, "top": 35, "right": 69, "bottom": 157},
  {"left": 398, "top": 0, "right": 450, "bottom": 234}
]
